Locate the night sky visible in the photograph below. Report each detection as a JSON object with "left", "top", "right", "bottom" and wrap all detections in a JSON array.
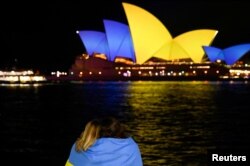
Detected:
[{"left": 1, "top": 0, "right": 250, "bottom": 73}]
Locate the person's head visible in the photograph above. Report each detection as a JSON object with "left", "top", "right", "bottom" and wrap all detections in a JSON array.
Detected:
[
  {"left": 75, "top": 119, "right": 101, "bottom": 152},
  {"left": 99, "top": 116, "right": 128, "bottom": 138}
]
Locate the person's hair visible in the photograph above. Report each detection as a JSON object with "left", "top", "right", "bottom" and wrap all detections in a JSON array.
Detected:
[
  {"left": 75, "top": 119, "right": 100, "bottom": 152},
  {"left": 99, "top": 117, "right": 128, "bottom": 138}
]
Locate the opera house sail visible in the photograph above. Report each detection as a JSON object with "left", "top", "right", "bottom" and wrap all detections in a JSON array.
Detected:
[
  {"left": 122, "top": 3, "right": 218, "bottom": 64},
  {"left": 203, "top": 44, "right": 250, "bottom": 65},
  {"left": 68, "top": 2, "right": 250, "bottom": 81}
]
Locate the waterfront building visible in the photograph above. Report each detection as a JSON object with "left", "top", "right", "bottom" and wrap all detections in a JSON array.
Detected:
[{"left": 68, "top": 2, "right": 250, "bottom": 81}]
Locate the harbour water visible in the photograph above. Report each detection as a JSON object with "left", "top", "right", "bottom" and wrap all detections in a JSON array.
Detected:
[{"left": 0, "top": 81, "right": 250, "bottom": 165}]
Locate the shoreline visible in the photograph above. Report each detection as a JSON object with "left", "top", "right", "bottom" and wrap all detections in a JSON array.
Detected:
[
  {"left": 45, "top": 75, "right": 250, "bottom": 82},
  {"left": 1, "top": 75, "right": 249, "bottom": 85}
]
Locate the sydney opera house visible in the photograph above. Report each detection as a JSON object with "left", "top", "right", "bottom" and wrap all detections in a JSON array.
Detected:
[{"left": 68, "top": 2, "right": 250, "bottom": 81}]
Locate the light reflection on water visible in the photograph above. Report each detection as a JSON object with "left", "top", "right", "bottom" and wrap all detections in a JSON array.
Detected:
[
  {"left": 0, "top": 81, "right": 250, "bottom": 165},
  {"left": 124, "top": 81, "right": 220, "bottom": 165}
]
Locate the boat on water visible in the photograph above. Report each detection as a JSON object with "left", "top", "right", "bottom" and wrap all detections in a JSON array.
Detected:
[{"left": 0, "top": 70, "right": 47, "bottom": 84}]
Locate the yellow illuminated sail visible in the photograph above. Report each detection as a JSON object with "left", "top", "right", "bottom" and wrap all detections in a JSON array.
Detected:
[
  {"left": 170, "top": 41, "right": 190, "bottom": 60},
  {"left": 174, "top": 29, "right": 218, "bottom": 63},
  {"left": 122, "top": 2, "right": 172, "bottom": 64},
  {"left": 122, "top": 2, "right": 218, "bottom": 64}
]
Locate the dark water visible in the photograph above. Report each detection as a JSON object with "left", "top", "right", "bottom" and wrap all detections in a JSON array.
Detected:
[{"left": 0, "top": 81, "right": 250, "bottom": 165}]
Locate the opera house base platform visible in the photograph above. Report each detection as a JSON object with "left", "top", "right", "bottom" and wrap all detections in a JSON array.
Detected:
[{"left": 46, "top": 56, "right": 250, "bottom": 82}]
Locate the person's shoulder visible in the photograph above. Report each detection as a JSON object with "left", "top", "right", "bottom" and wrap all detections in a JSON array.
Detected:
[
  {"left": 94, "top": 137, "right": 137, "bottom": 145},
  {"left": 70, "top": 142, "right": 76, "bottom": 150},
  {"left": 127, "top": 136, "right": 137, "bottom": 143}
]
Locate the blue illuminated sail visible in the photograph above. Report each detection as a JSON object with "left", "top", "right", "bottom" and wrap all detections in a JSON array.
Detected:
[
  {"left": 203, "top": 46, "right": 222, "bottom": 62},
  {"left": 77, "top": 31, "right": 110, "bottom": 58},
  {"left": 203, "top": 44, "right": 250, "bottom": 65},
  {"left": 103, "top": 19, "right": 135, "bottom": 62},
  {"left": 223, "top": 44, "right": 250, "bottom": 65}
]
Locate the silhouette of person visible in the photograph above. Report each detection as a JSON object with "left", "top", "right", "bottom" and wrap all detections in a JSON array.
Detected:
[{"left": 65, "top": 116, "right": 143, "bottom": 166}]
